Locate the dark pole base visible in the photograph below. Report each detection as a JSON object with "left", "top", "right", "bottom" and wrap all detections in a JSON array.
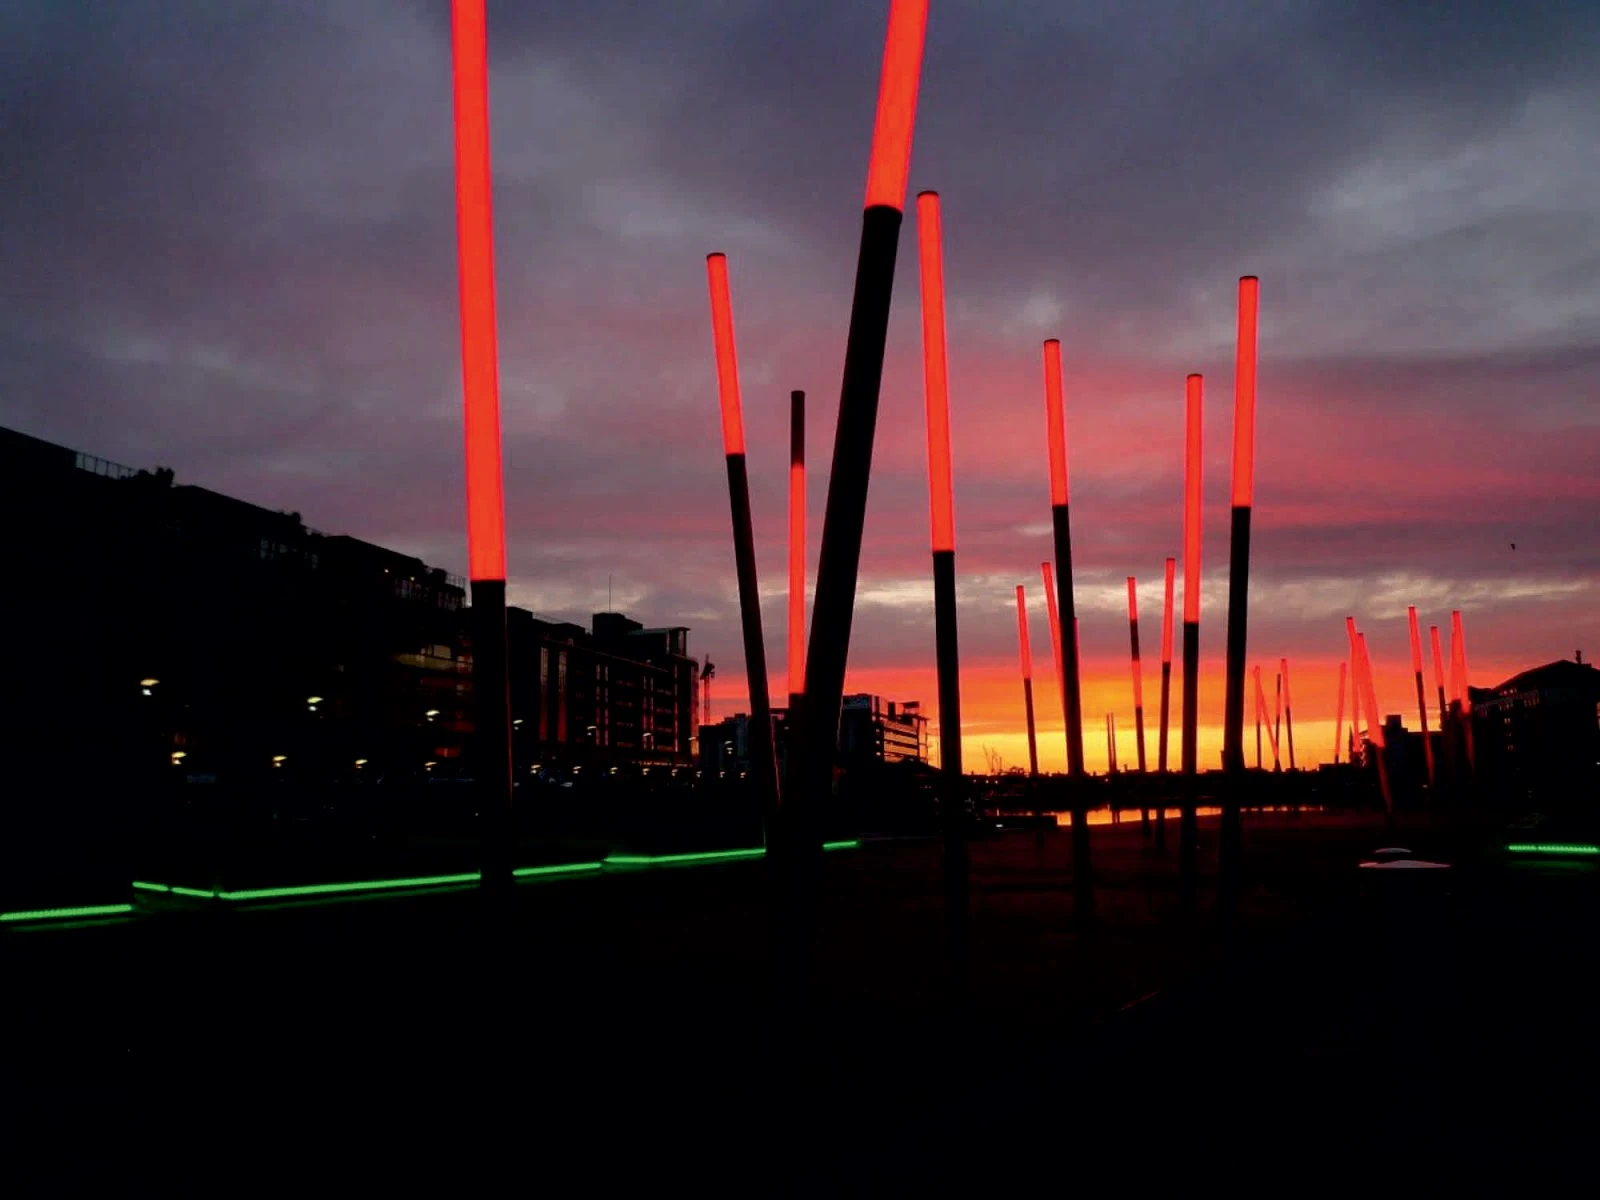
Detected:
[
  {"left": 1051, "top": 502, "right": 1090, "bottom": 919},
  {"left": 1219, "top": 504, "right": 1251, "bottom": 921},
  {"left": 791, "top": 203, "right": 905, "bottom": 1009},
  {"left": 471, "top": 578, "right": 513, "bottom": 895},
  {"left": 1180, "top": 620, "right": 1200, "bottom": 899},
  {"left": 933, "top": 548, "right": 967, "bottom": 1001},
  {"left": 1156, "top": 661, "right": 1172, "bottom": 849},
  {"left": 725, "top": 452, "right": 781, "bottom": 832},
  {"left": 1134, "top": 705, "right": 1149, "bottom": 837}
]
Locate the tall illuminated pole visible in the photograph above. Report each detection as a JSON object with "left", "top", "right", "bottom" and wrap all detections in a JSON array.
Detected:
[
  {"left": 1180, "top": 373, "right": 1203, "bottom": 887},
  {"left": 1407, "top": 606, "right": 1434, "bottom": 788},
  {"left": 1430, "top": 624, "right": 1450, "bottom": 780},
  {"left": 1349, "top": 638, "right": 1362, "bottom": 756},
  {"left": 1253, "top": 666, "right": 1263, "bottom": 768},
  {"left": 706, "top": 254, "right": 781, "bottom": 827},
  {"left": 1040, "top": 563, "right": 1065, "bottom": 729},
  {"left": 1016, "top": 586, "right": 1039, "bottom": 779},
  {"left": 1220, "top": 277, "right": 1258, "bottom": 895},
  {"left": 1348, "top": 618, "right": 1391, "bottom": 814},
  {"left": 915, "top": 189, "right": 968, "bottom": 986},
  {"left": 451, "top": 0, "right": 513, "bottom": 892},
  {"left": 792, "top": 0, "right": 928, "bottom": 943},
  {"left": 1272, "top": 671, "right": 1283, "bottom": 772},
  {"left": 1156, "top": 556, "right": 1175, "bottom": 847},
  {"left": 1281, "top": 658, "right": 1296, "bottom": 770},
  {"left": 1043, "top": 339, "right": 1091, "bottom": 916},
  {"left": 788, "top": 391, "right": 806, "bottom": 713},
  {"left": 1127, "top": 577, "right": 1149, "bottom": 836},
  {"left": 1332, "top": 661, "right": 1348, "bottom": 765},
  {"left": 1451, "top": 610, "right": 1475, "bottom": 771},
  {"left": 1107, "top": 714, "right": 1118, "bottom": 774}
]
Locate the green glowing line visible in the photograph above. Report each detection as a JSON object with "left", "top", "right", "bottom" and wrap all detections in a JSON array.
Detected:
[
  {"left": 134, "top": 881, "right": 221, "bottom": 898},
  {"left": 1, "top": 903, "right": 135, "bottom": 923},
  {"left": 1506, "top": 843, "right": 1600, "bottom": 856},
  {"left": 222, "top": 873, "right": 481, "bottom": 901},
  {"left": 512, "top": 862, "right": 603, "bottom": 878},
  {"left": 822, "top": 840, "right": 861, "bottom": 852},
  {"left": 604, "top": 848, "right": 765, "bottom": 867}
]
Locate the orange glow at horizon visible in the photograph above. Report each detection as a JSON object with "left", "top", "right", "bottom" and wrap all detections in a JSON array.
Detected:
[
  {"left": 1160, "top": 556, "right": 1175, "bottom": 664},
  {"left": 450, "top": 0, "right": 508, "bottom": 583},
  {"left": 1452, "top": 609, "right": 1475, "bottom": 767},
  {"left": 1255, "top": 665, "right": 1280, "bottom": 763},
  {"left": 787, "top": 396, "right": 805, "bottom": 698},
  {"left": 1430, "top": 623, "right": 1447, "bottom": 703},
  {"left": 862, "top": 0, "right": 928, "bottom": 211},
  {"left": 1231, "top": 276, "right": 1259, "bottom": 509},
  {"left": 1183, "top": 374, "right": 1203, "bottom": 623},
  {"left": 1015, "top": 585, "right": 1033, "bottom": 682},
  {"left": 1332, "top": 660, "right": 1347, "bottom": 763},
  {"left": 1043, "top": 340, "right": 1069, "bottom": 506},
  {"left": 705, "top": 254, "right": 746, "bottom": 457},
  {"left": 915, "top": 191, "right": 955, "bottom": 553},
  {"left": 1351, "top": 627, "right": 1385, "bottom": 750}
]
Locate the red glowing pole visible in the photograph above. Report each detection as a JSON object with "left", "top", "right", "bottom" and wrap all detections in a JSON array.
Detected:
[
  {"left": 1281, "top": 657, "right": 1296, "bottom": 770},
  {"left": 1271, "top": 671, "right": 1283, "bottom": 772},
  {"left": 1430, "top": 624, "right": 1451, "bottom": 781},
  {"left": 788, "top": 391, "right": 806, "bottom": 711},
  {"left": 1451, "top": 609, "right": 1475, "bottom": 771},
  {"left": 1180, "top": 373, "right": 1203, "bottom": 886},
  {"left": 1407, "top": 606, "right": 1434, "bottom": 788},
  {"left": 1220, "top": 276, "right": 1258, "bottom": 897},
  {"left": 1108, "top": 713, "right": 1119, "bottom": 775},
  {"left": 1127, "top": 576, "right": 1149, "bottom": 837},
  {"left": 795, "top": 0, "right": 929, "bottom": 902},
  {"left": 1156, "top": 556, "right": 1175, "bottom": 847},
  {"left": 1016, "top": 587, "right": 1039, "bottom": 779},
  {"left": 706, "top": 253, "right": 780, "bottom": 827},
  {"left": 1253, "top": 666, "right": 1263, "bottom": 769},
  {"left": 915, "top": 188, "right": 967, "bottom": 987},
  {"left": 1254, "top": 666, "right": 1279, "bottom": 767},
  {"left": 1347, "top": 619, "right": 1392, "bottom": 814},
  {"left": 1332, "top": 661, "right": 1348, "bottom": 765},
  {"left": 451, "top": 0, "right": 514, "bottom": 892},
  {"left": 1042, "top": 337, "right": 1093, "bottom": 913},
  {"left": 1041, "top": 563, "right": 1065, "bottom": 730}
]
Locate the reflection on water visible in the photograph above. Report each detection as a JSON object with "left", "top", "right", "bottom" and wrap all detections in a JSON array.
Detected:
[{"left": 1046, "top": 804, "right": 1322, "bottom": 827}]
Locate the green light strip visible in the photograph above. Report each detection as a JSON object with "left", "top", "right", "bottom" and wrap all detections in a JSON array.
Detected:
[
  {"left": 1506, "top": 843, "right": 1600, "bottom": 856},
  {"left": 512, "top": 862, "right": 603, "bottom": 878},
  {"left": 604, "top": 848, "right": 765, "bottom": 867},
  {"left": 223, "top": 873, "right": 481, "bottom": 901},
  {"left": 1, "top": 903, "right": 135, "bottom": 923},
  {"left": 822, "top": 840, "right": 861, "bottom": 852}
]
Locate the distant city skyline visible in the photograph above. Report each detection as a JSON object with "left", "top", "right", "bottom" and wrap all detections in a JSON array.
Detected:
[{"left": 4, "top": 0, "right": 1598, "bottom": 772}]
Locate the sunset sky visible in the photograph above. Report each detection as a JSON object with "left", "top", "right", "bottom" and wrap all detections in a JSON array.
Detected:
[{"left": 4, "top": 1, "right": 1598, "bottom": 772}]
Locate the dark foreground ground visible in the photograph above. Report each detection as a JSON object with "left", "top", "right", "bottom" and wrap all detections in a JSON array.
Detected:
[{"left": 5, "top": 809, "right": 1597, "bottom": 1193}]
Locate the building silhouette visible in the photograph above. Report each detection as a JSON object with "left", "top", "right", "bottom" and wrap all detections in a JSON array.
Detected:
[
  {"left": 1472, "top": 657, "right": 1600, "bottom": 801},
  {"left": 700, "top": 692, "right": 928, "bottom": 776}
]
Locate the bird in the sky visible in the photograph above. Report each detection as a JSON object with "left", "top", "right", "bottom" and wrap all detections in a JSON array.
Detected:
[{"left": 1510, "top": 542, "right": 1517, "bottom": 550}]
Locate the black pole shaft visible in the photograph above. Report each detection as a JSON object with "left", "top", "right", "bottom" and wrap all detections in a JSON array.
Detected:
[
  {"left": 1220, "top": 503, "right": 1250, "bottom": 910},
  {"left": 1156, "top": 660, "right": 1172, "bottom": 848},
  {"left": 788, "top": 389, "right": 805, "bottom": 722},
  {"left": 1050, "top": 503, "right": 1091, "bottom": 917},
  {"left": 472, "top": 578, "right": 513, "bottom": 893},
  {"left": 1180, "top": 619, "right": 1199, "bottom": 892},
  {"left": 1285, "top": 696, "right": 1296, "bottom": 770},
  {"left": 1022, "top": 677, "right": 1040, "bottom": 777},
  {"left": 932, "top": 548, "right": 967, "bottom": 995},
  {"left": 1436, "top": 682, "right": 1451, "bottom": 784},
  {"left": 791, "top": 203, "right": 904, "bottom": 982},
  {"left": 725, "top": 452, "right": 780, "bottom": 829}
]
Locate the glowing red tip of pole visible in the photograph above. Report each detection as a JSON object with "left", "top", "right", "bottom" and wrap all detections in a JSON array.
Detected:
[
  {"left": 1015, "top": 585, "right": 1033, "bottom": 681},
  {"left": 451, "top": 0, "right": 507, "bottom": 583},
  {"left": 1127, "top": 577, "right": 1146, "bottom": 710},
  {"left": 1355, "top": 633, "right": 1384, "bottom": 749},
  {"left": 1043, "top": 340, "right": 1069, "bottom": 506},
  {"left": 862, "top": 0, "right": 928, "bottom": 211},
  {"left": 705, "top": 254, "right": 745, "bottom": 457},
  {"left": 1231, "top": 276, "right": 1259, "bottom": 509},
  {"left": 1183, "top": 374, "right": 1203, "bottom": 624},
  {"left": 1407, "top": 606, "right": 1425, "bottom": 675},
  {"left": 916, "top": 191, "right": 955, "bottom": 553},
  {"left": 1160, "top": 557, "right": 1176, "bottom": 664},
  {"left": 1041, "top": 562, "right": 1064, "bottom": 711},
  {"left": 1429, "top": 624, "right": 1447, "bottom": 698},
  {"left": 1450, "top": 610, "right": 1470, "bottom": 704}
]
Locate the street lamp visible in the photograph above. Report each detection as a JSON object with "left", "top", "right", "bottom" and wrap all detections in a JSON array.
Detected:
[
  {"left": 307, "top": 695, "right": 323, "bottom": 713},
  {"left": 141, "top": 677, "right": 159, "bottom": 697},
  {"left": 425, "top": 709, "right": 441, "bottom": 722},
  {"left": 271, "top": 754, "right": 287, "bottom": 768}
]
